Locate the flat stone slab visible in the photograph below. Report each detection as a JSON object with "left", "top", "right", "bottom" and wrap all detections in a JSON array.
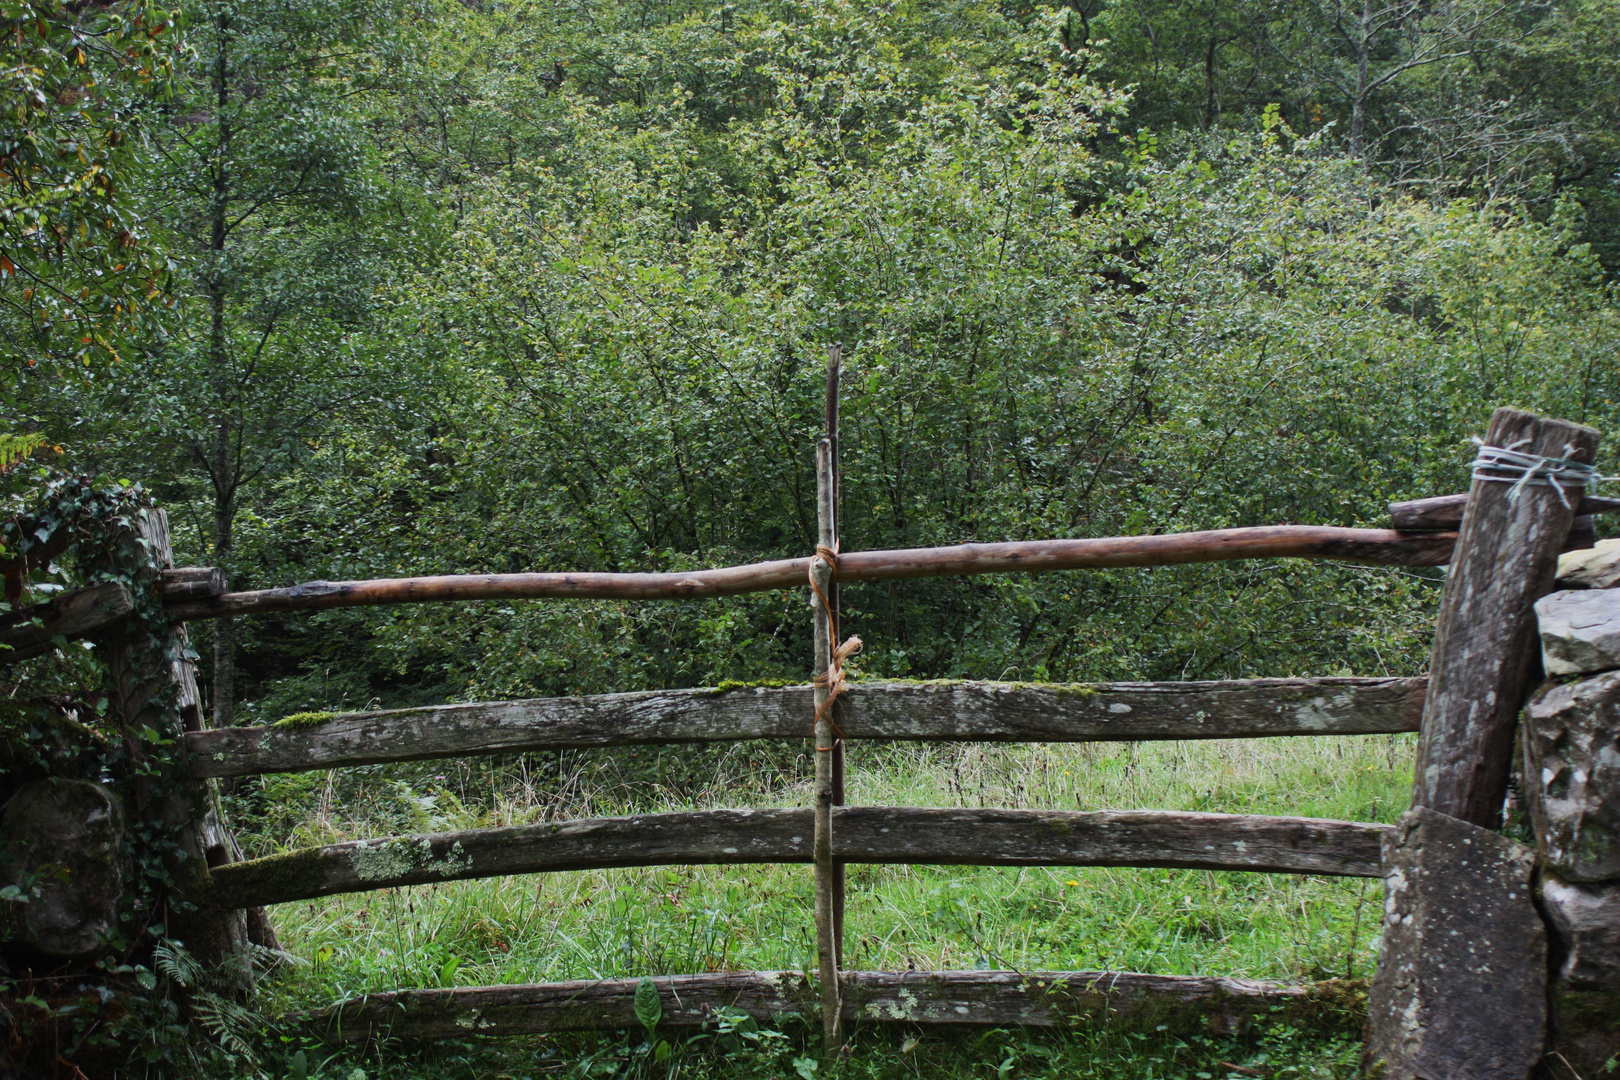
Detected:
[
  {"left": 1536, "top": 589, "right": 1620, "bottom": 676},
  {"left": 1541, "top": 874, "right": 1620, "bottom": 991},
  {"left": 1523, "top": 671, "right": 1620, "bottom": 881},
  {"left": 1557, "top": 538, "right": 1620, "bottom": 590},
  {"left": 1364, "top": 807, "right": 1545, "bottom": 1080},
  {"left": 1, "top": 778, "right": 125, "bottom": 957}
]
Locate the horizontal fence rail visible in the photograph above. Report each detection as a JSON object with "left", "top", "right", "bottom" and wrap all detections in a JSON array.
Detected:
[
  {"left": 211, "top": 806, "right": 1387, "bottom": 908},
  {"left": 0, "top": 581, "right": 133, "bottom": 665},
  {"left": 165, "top": 526, "right": 1460, "bottom": 620},
  {"left": 1387, "top": 492, "right": 1619, "bottom": 530},
  {"left": 188, "top": 677, "right": 1427, "bottom": 779},
  {"left": 309, "top": 969, "right": 1364, "bottom": 1041}
]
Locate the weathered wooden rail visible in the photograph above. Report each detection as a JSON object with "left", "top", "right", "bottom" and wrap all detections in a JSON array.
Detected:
[
  {"left": 211, "top": 806, "right": 1386, "bottom": 908},
  {"left": 312, "top": 969, "right": 1362, "bottom": 1041},
  {"left": 14, "top": 394, "right": 1600, "bottom": 1060},
  {"left": 186, "top": 676, "right": 1425, "bottom": 777}
]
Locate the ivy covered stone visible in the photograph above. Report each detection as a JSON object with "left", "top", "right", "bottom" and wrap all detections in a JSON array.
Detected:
[
  {"left": 1522, "top": 671, "right": 1620, "bottom": 881},
  {"left": 1, "top": 778, "right": 126, "bottom": 957}
]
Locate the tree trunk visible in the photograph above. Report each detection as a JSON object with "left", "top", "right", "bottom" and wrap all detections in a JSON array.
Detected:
[
  {"left": 208, "top": 10, "right": 238, "bottom": 729},
  {"left": 1351, "top": 0, "right": 1372, "bottom": 155}
]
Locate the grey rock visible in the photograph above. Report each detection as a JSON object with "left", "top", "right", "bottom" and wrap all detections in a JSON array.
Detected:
[
  {"left": 1536, "top": 589, "right": 1620, "bottom": 676},
  {"left": 1, "top": 778, "right": 125, "bottom": 957},
  {"left": 1364, "top": 807, "right": 1546, "bottom": 1080},
  {"left": 1556, "top": 538, "right": 1620, "bottom": 590},
  {"left": 1541, "top": 874, "right": 1620, "bottom": 992},
  {"left": 1522, "top": 672, "right": 1620, "bottom": 881}
]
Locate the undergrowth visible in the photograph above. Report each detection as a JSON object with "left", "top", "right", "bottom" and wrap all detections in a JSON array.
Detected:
[{"left": 226, "top": 733, "right": 1411, "bottom": 1078}]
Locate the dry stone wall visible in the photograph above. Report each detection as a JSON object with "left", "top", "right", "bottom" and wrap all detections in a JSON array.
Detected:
[{"left": 1525, "top": 551, "right": 1620, "bottom": 1075}]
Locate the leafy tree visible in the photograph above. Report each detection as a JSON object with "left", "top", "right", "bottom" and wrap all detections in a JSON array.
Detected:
[
  {"left": 43, "top": 0, "right": 436, "bottom": 724},
  {"left": 1, "top": 0, "right": 180, "bottom": 393}
]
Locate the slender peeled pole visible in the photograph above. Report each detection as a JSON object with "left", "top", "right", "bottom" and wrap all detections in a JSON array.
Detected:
[
  {"left": 824, "top": 344, "right": 846, "bottom": 964},
  {"left": 811, "top": 438, "right": 842, "bottom": 1052}
]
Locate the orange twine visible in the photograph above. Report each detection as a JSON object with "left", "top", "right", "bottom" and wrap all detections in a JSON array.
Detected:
[{"left": 810, "top": 543, "right": 861, "bottom": 751}]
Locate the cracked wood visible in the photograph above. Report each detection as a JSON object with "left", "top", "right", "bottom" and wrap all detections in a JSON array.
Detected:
[
  {"left": 210, "top": 805, "right": 1386, "bottom": 908},
  {"left": 186, "top": 676, "right": 1426, "bottom": 778},
  {"left": 308, "top": 969, "right": 1364, "bottom": 1040}
]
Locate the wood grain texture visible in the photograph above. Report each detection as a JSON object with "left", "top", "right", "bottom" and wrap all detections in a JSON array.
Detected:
[
  {"left": 1389, "top": 492, "right": 1620, "bottom": 531},
  {"left": 185, "top": 676, "right": 1427, "bottom": 779},
  {"left": 209, "top": 806, "right": 1387, "bottom": 908},
  {"left": 811, "top": 437, "right": 842, "bottom": 1049},
  {"left": 307, "top": 969, "right": 1365, "bottom": 1040},
  {"left": 0, "top": 581, "right": 133, "bottom": 665},
  {"left": 1412, "top": 408, "right": 1603, "bottom": 827},
  {"left": 91, "top": 509, "right": 254, "bottom": 970},
  {"left": 165, "top": 526, "right": 1460, "bottom": 620},
  {"left": 159, "top": 566, "right": 228, "bottom": 601}
]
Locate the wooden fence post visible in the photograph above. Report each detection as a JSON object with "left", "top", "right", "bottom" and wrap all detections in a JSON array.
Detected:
[
  {"left": 825, "top": 345, "right": 846, "bottom": 966},
  {"left": 811, "top": 437, "right": 844, "bottom": 1053},
  {"left": 1411, "top": 406, "right": 1601, "bottom": 826},
  {"left": 97, "top": 506, "right": 256, "bottom": 974},
  {"left": 1367, "top": 407, "right": 1600, "bottom": 1077}
]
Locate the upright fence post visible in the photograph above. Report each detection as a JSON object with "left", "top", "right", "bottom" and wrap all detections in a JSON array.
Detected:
[
  {"left": 1411, "top": 406, "right": 1601, "bottom": 826},
  {"left": 96, "top": 506, "right": 254, "bottom": 973},
  {"left": 824, "top": 344, "right": 846, "bottom": 965},
  {"left": 1367, "top": 407, "right": 1601, "bottom": 1077},
  {"left": 811, "top": 436, "right": 844, "bottom": 1052}
]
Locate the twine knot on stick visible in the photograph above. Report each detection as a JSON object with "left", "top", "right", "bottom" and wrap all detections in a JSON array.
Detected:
[
  {"left": 810, "top": 543, "right": 862, "bottom": 750},
  {"left": 1471, "top": 437, "right": 1614, "bottom": 508}
]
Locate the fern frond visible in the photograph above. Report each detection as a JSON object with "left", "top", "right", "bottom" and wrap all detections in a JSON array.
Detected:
[{"left": 0, "top": 434, "right": 47, "bottom": 474}]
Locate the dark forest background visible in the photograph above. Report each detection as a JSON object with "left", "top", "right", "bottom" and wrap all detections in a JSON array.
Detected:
[{"left": 6, "top": 0, "right": 1619, "bottom": 725}]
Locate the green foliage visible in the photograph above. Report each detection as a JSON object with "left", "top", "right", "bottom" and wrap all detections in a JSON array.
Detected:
[
  {"left": 0, "top": 476, "right": 276, "bottom": 1078},
  {"left": 0, "top": 0, "right": 181, "bottom": 384},
  {"left": 4, "top": 3, "right": 1620, "bottom": 1074}
]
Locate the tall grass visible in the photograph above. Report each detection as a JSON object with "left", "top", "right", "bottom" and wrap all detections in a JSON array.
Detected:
[{"left": 238, "top": 733, "right": 1412, "bottom": 1018}]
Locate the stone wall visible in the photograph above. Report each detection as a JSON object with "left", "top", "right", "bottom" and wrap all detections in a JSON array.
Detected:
[{"left": 1526, "top": 544, "right": 1620, "bottom": 1076}]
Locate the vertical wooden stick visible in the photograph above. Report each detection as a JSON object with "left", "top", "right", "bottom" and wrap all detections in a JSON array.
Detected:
[
  {"left": 1411, "top": 407, "right": 1601, "bottom": 827},
  {"left": 811, "top": 437, "right": 842, "bottom": 1053},
  {"left": 824, "top": 344, "right": 846, "bottom": 965}
]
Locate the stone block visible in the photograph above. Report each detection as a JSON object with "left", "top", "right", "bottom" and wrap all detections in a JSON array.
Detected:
[
  {"left": 1365, "top": 807, "right": 1546, "bottom": 1080},
  {"left": 1523, "top": 672, "right": 1620, "bottom": 881},
  {"left": 1541, "top": 874, "right": 1620, "bottom": 991},
  {"left": 1, "top": 778, "right": 125, "bottom": 957},
  {"left": 1536, "top": 589, "right": 1620, "bottom": 677},
  {"left": 1557, "top": 538, "right": 1620, "bottom": 590}
]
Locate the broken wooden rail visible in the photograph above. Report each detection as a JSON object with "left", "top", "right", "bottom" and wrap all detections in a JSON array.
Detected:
[
  {"left": 211, "top": 806, "right": 1386, "bottom": 908},
  {"left": 187, "top": 676, "right": 1426, "bottom": 778},
  {"left": 0, "top": 580, "right": 134, "bottom": 664}
]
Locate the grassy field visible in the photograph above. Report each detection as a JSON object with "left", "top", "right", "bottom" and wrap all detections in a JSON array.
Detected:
[{"left": 232, "top": 732, "right": 1413, "bottom": 1078}]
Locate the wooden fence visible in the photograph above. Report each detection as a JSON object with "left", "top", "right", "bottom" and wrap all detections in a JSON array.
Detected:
[{"left": 4, "top": 395, "right": 1605, "bottom": 1058}]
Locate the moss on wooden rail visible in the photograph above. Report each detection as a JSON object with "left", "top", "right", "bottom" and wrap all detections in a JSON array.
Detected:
[
  {"left": 186, "top": 676, "right": 1426, "bottom": 778},
  {"left": 305, "top": 969, "right": 1367, "bottom": 1041},
  {"left": 208, "top": 806, "right": 1388, "bottom": 908}
]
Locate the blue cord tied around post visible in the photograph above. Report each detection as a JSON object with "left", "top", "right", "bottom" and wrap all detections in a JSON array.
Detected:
[{"left": 1471, "top": 437, "right": 1615, "bottom": 508}]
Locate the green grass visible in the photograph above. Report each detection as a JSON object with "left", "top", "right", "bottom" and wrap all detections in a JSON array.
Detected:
[{"left": 233, "top": 734, "right": 1411, "bottom": 1077}]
